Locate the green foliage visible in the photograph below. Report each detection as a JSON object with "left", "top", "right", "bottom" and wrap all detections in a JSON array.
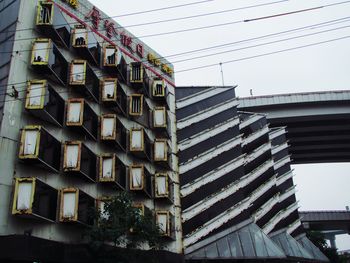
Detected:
[{"left": 86, "top": 191, "right": 164, "bottom": 252}]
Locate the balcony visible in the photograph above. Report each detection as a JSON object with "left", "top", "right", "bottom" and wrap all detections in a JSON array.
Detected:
[
  {"left": 129, "top": 62, "right": 151, "bottom": 96},
  {"left": 18, "top": 125, "right": 61, "bottom": 172},
  {"left": 35, "top": 1, "right": 71, "bottom": 48},
  {"left": 128, "top": 94, "right": 150, "bottom": 127},
  {"left": 100, "top": 78, "right": 127, "bottom": 116},
  {"left": 98, "top": 154, "right": 126, "bottom": 189},
  {"left": 63, "top": 141, "right": 97, "bottom": 182},
  {"left": 129, "top": 128, "right": 152, "bottom": 161},
  {"left": 25, "top": 80, "right": 65, "bottom": 126},
  {"left": 151, "top": 78, "right": 167, "bottom": 103},
  {"left": 152, "top": 107, "right": 169, "bottom": 138},
  {"left": 69, "top": 60, "right": 100, "bottom": 102},
  {"left": 100, "top": 114, "right": 127, "bottom": 151},
  {"left": 129, "top": 164, "right": 153, "bottom": 198},
  {"left": 153, "top": 138, "right": 170, "bottom": 169},
  {"left": 12, "top": 177, "right": 58, "bottom": 222},
  {"left": 59, "top": 188, "right": 94, "bottom": 226},
  {"left": 30, "top": 38, "right": 68, "bottom": 85},
  {"left": 66, "top": 98, "right": 98, "bottom": 140},
  {"left": 71, "top": 25, "right": 101, "bottom": 66},
  {"left": 156, "top": 211, "right": 175, "bottom": 239},
  {"left": 155, "top": 173, "right": 173, "bottom": 203}
]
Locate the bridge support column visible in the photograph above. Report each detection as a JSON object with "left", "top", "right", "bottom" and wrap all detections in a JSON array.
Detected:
[{"left": 325, "top": 234, "right": 337, "bottom": 249}]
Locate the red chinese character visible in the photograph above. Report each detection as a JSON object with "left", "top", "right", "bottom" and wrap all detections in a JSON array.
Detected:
[
  {"left": 85, "top": 6, "right": 101, "bottom": 29},
  {"left": 136, "top": 44, "right": 144, "bottom": 58},
  {"left": 104, "top": 20, "right": 118, "bottom": 38},
  {"left": 120, "top": 33, "right": 133, "bottom": 52}
]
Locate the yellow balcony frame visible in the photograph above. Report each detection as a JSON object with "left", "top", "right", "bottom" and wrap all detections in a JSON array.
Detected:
[
  {"left": 36, "top": 1, "right": 54, "bottom": 25},
  {"left": 103, "top": 45, "right": 118, "bottom": 67},
  {"left": 152, "top": 79, "right": 165, "bottom": 97},
  {"left": 129, "top": 128, "right": 144, "bottom": 152},
  {"left": 129, "top": 164, "right": 144, "bottom": 190},
  {"left": 154, "top": 138, "right": 168, "bottom": 162},
  {"left": 63, "top": 141, "right": 82, "bottom": 172},
  {"left": 59, "top": 188, "right": 79, "bottom": 222},
  {"left": 69, "top": 60, "right": 87, "bottom": 85},
  {"left": 100, "top": 114, "right": 117, "bottom": 141},
  {"left": 98, "top": 153, "right": 116, "bottom": 182},
  {"left": 101, "top": 78, "right": 117, "bottom": 102},
  {"left": 156, "top": 210, "right": 170, "bottom": 237},
  {"left": 18, "top": 125, "right": 41, "bottom": 160},
  {"left": 155, "top": 173, "right": 169, "bottom": 198},
  {"left": 66, "top": 98, "right": 84, "bottom": 126},
  {"left": 25, "top": 80, "right": 47, "bottom": 110},
  {"left": 31, "top": 38, "right": 51, "bottom": 66},
  {"left": 153, "top": 107, "right": 167, "bottom": 128},
  {"left": 72, "top": 25, "right": 88, "bottom": 48},
  {"left": 12, "top": 177, "right": 36, "bottom": 215},
  {"left": 129, "top": 94, "right": 143, "bottom": 116}
]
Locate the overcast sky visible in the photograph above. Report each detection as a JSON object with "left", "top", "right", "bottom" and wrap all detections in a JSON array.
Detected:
[{"left": 90, "top": 0, "right": 350, "bottom": 250}]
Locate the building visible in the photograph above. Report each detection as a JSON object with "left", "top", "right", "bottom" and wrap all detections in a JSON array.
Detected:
[
  {"left": 0, "top": 0, "right": 182, "bottom": 261},
  {"left": 0, "top": 0, "right": 330, "bottom": 262},
  {"left": 176, "top": 86, "right": 328, "bottom": 262}
]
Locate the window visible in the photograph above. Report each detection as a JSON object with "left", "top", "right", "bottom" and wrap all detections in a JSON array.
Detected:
[
  {"left": 153, "top": 107, "right": 167, "bottom": 128},
  {"left": 152, "top": 79, "right": 165, "bottom": 97},
  {"left": 66, "top": 98, "right": 84, "bottom": 126},
  {"left": 155, "top": 173, "right": 169, "bottom": 198},
  {"left": 36, "top": 1, "right": 53, "bottom": 25},
  {"left": 19, "top": 126, "right": 40, "bottom": 158},
  {"left": 154, "top": 139, "right": 168, "bottom": 161},
  {"left": 99, "top": 154, "right": 115, "bottom": 182},
  {"left": 66, "top": 98, "right": 98, "bottom": 140},
  {"left": 31, "top": 38, "right": 50, "bottom": 65},
  {"left": 72, "top": 25, "right": 87, "bottom": 47},
  {"left": 101, "top": 78, "right": 117, "bottom": 102},
  {"left": 59, "top": 188, "right": 79, "bottom": 222},
  {"left": 25, "top": 80, "right": 46, "bottom": 109},
  {"left": 129, "top": 128, "right": 144, "bottom": 152},
  {"left": 19, "top": 126, "right": 61, "bottom": 172},
  {"left": 69, "top": 60, "right": 86, "bottom": 85},
  {"left": 63, "top": 141, "right": 97, "bottom": 182},
  {"left": 129, "top": 94, "right": 143, "bottom": 116},
  {"left": 156, "top": 211, "right": 170, "bottom": 236},
  {"left": 100, "top": 114, "right": 116, "bottom": 140},
  {"left": 130, "top": 62, "right": 143, "bottom": 83},
  {"left": 129, "top": 165, "right": 144, "bottom": 190},
  {"left": 12, "top": 177, "right": 58, "bottom": 221},
  {"left": 103, "top": 45, "right": 118, "bottom": 66},
  {"left": 12, "top": 178, "right": 35, "bottom": 214}
]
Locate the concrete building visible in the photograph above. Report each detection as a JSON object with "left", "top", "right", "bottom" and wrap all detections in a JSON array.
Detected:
[
  {"left": 0, "top": 0, "right": 333, "bottom": 262},
  {"left": 0, "top": 0, "right": 182, "bottom": 261}
]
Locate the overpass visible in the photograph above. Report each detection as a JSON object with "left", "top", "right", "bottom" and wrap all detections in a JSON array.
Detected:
[
  {"left": 238, "top": 90, "right": 350, "bottom": 164},
  {"left": 299, "top": 210, "right": 350, "bottom": 248}
]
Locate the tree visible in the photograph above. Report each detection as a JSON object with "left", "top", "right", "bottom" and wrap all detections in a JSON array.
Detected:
[{"left": 86, "top": 191, "right": 164, "bottom": 262}]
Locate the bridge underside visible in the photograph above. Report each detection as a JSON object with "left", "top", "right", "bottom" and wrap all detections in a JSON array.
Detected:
[{"left": 238, "top": 91, "right": 350, "bottom": 164}]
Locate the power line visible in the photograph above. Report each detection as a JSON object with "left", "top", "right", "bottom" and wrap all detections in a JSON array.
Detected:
[
  {"left": 1, "top": 0, "right": 287, "bottom": 34},
  {"left": 175, "top": 35, "right": 350, "bottom": 73},
  {"left": 1, "top": 16, "right": 350, "bottom": 92},
  {"left": 171, "top": 24, "right": 350, "bottom": 64}
]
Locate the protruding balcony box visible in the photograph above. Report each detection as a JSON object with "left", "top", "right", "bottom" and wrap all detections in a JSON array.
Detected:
[
  {"left": 129, "top": 94, "right": 150, "bottom": 127},
  {"left": 25, "top": 80, "right": 65, "bottom": 127},
  {"left": 151, "top": 78, "right": 167, "bottom": 103},
  {"left": 12, "top": 177, "right": 58, "bottom": 222},
  {"left": 129, "top": 128, "right": 152, "bottom": 160},
  {"left": 154, "top": 173, "right": 173, "bottom": 203},
  {"left": 18, "top": 125, "right": 61, "bottom": 172},
  {"left": 66, "top": 98, "right": 98, "bottom": 140},
  {"left": 100, "top": 78, "right": 128, "bottom": 116},
  {"left": 35, "top": 1, "right": 71, "bottom": 48},
  {"left": 152, "top": 106, "right": 170, "bottom": 138},
  {"left": 100, "top": 114, "right": 127, "bottom": 151},
  {"left": 129, "top": 164, "right": 153, "bottom": 198},
  {"left": 102, "top": 45, "right": 123, "bottom": 78},
  {"left": 30, "top": 38, "right": 68, "bottom": 85},
  {"left": 69, "top": 60, "right": 100, "bottom": 102},
  {"left": 72, "top": 25, "right": 101, "bottom": 66},
  {"left": 98, "top": 153, "right": 126, "bottom": 189},
  {"left": 59, "top": 188, "right": 94, "bottom": 226},
  {"left": 129, "top": 62, "right": 151, "bottom": 96},
  {"left": 156, "top": 211, "right": 174, "bottom": 239},
  {"left": 153, "top": 138, "right": 170, "bottom": 168},
  {"left": 63, "top": 141, "right": 97, "bottom": 182}
]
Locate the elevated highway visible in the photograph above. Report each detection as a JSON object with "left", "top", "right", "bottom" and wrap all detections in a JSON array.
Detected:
[{"left": 238, "top": 90, "right": 350, "bottom": 164}]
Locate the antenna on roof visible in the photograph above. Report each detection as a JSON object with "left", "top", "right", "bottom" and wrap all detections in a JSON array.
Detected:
[{"left": 219, "top": 62, "right": 225, "bottom": 86}]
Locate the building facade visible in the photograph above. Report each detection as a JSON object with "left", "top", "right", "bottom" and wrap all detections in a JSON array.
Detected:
[{"left": 0, "top": 0, "right": 182, "bottom": 261}]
